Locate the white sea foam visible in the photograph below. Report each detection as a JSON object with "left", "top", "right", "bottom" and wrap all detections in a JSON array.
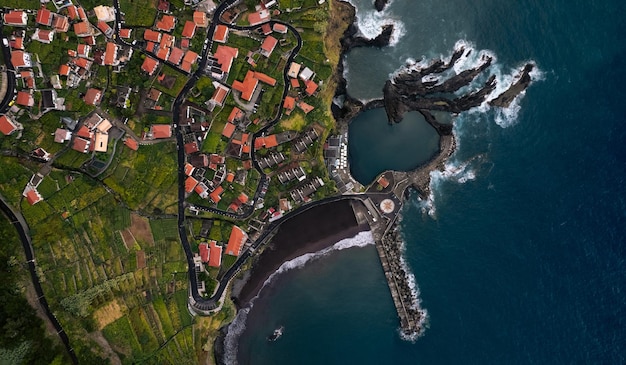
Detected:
[
  {"left": 222, "top": 231, "right": 375, "bottom": 364},
  {"left": 340, "top": 0, "right": 406, "bottom": 47},
  {"left": 394, "top": 229, "right": 429, "bottom": 341},
  {"left": 424, "top": 158, "right": 479, "bottom": 217}
]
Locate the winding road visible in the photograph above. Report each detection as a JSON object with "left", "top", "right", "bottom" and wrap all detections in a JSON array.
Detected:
[{"left": 0, "top": 195, "right": 78, "bottom": 364}]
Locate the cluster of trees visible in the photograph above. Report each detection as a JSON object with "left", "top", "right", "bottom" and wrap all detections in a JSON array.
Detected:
[
  {"left": 60, "top": 272, "right": 135, "bottom": 317},
  {"left": 0, "top": 216, "right": 68, "bottom": 364}
]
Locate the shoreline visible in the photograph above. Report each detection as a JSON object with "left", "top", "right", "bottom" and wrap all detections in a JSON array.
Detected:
[{"left": 233, "top": 199, "right": 369, "bottom": 307}]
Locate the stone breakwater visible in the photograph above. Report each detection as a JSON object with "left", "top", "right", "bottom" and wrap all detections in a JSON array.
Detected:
[{"left": 375, "top": 223, "right": 427, "bottom": 338}]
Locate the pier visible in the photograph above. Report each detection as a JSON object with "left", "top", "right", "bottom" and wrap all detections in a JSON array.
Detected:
[{"left": 354, "top": 183, "right": 427, "bottom": 337}]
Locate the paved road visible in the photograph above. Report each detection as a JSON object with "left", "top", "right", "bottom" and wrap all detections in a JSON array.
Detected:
[{"left": 0, "top": 195, "right": 78, "bottom": 364}]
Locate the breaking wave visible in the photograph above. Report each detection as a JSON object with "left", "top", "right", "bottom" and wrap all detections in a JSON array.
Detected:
[
  {"left": 223, "top": 231, "right": 375, "bottom": 364},
  {"left": 340, "top": 0, "right": 406, "bottom": 47}
]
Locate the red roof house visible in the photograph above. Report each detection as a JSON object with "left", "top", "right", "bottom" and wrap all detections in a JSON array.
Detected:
[
  {"left": 213, "top": 25, "right": 229, "bottom": 43},
  {"left": 53, "top": 15, "right": 70, "bottom": 32},
  {"left": 283, "top": 96, "right": 296, "bottom": 114},
  {"left": 16, "top": 91, "right": 34, "bottom": 107},
  {"left": 199, "top": 242, "right": 209, "bottom": 262},
  {"left": 253, "top": 72, "right": 276, "bottom": 86},
  {"left": 209, "top": 186, "right": 224, "bottom": 203},
  {"left": 248, "top": 10, "right": 270, "bottom": 26},
  {"left": 222, "top": 122, "right": 236, "bottom": 138},
  {"left": 144, "top": 29, "right": 162, "bottom": 42},
  {"left": 103, "top": 42, "right": 118, "bottom": 65},
  {"left": 84, "top": 88, "right": 102, "bottom": 106},
  {"left": 232, "top": 70, "right": 259, "bottom": 102},
  {"left": 0, "top": 115, "right": 20, "bottom": 136},
  {"left": 210, "top": 84, "right": 230, "bottom": 106},
  {"left": 185, "top": 176, "right": 199, "bottom": 193},
  {"left": 305, "top": 80, "right": 319, "bottom": 96},
  {"left": 124, "top": 138, "right": 139, "bottom": 151},
  {"left": 193, "top": 11, "right": 208, "bottom": 27},
  {"left": 36, "top": 8, "right": 53, "bottom": 26},
  {"left": 182, "top": 21, "right": 196, "bottom": 38},
  {"left": 168, "top": 47, "right": 185, "bottom": 65},
  {"left": 141, "top": 56, "right": 159, "bottom": 75},
  {"left": 184, "top": 141, "right": 199, "bottom": 154},
  {"left": 24, "top": 189, "right": 43, "bottom": 206},
  {"left": 214, "top": 45, "right": 238, "bottom": 73},
  {"left": 119, "top": 28, "right": 132, "bottom": 38},
  {"left": 208, "top": 241, "right": 222, "bottom": 267},
  {"left": 73, "top": 21, "right": 91, "bottom": 37},
  {"left": 273, "top": 23, "right": 288, "bottom": 34},
  {"left": 4, "top": 11, "right": 28, "bottom": 26},
  {"left": 151, "top": 124, "right": 172, "bottom": 139},
  {"left": 260, "top": 36, "right": 278, "bottom": 57},
  {"left": 228, "top": 107, "right": 245, "bottom": 123},
  {"left": 11, "top": 51, "right": 31, "bottom": 68},
  {"left": 155, "top": 14, "right": 176, "bottom": 32},
  {"left": 225, "top": 225, "right": 248, "bottom": 256},
  {"left": 72, "top": 137, "right": 90, "bottom": 153}
]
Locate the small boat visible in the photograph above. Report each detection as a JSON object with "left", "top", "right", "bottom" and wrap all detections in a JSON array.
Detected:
[{"left": 267, "top": 326, "right": 284, "bottom": 342}]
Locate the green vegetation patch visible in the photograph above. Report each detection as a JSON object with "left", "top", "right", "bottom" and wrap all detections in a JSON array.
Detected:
[{"left": 119, "top": 0, "right": 158, "bottom": 26}]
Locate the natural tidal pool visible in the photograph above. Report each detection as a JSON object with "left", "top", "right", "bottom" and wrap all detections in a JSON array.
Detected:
[{"left": 348, "top": 108, "right": 440, "bottom": 184}]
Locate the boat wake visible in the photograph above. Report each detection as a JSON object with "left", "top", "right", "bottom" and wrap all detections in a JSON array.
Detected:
[{"left": 223, "top": 231, "right": 375, "bottom": 364}]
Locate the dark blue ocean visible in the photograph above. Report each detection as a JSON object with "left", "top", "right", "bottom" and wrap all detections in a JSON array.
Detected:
[{"left": 234, "top": 0, "right": 626, "bottom": 363}]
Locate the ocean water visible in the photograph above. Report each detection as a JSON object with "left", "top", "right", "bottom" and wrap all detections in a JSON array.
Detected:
[{"left": 235, "top": 0, "right": 626, "bottom": 363}]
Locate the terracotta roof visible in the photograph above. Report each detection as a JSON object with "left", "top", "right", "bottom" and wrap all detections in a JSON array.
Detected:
[
  {"left": 260, "top": 36, "right": 278, "bottom": 57},
  {"left": 0, "top": 115, "right": 19, "bottom": 136},
  {"left": 156, "top": 46, "right": 169, "bottom": 61},
  {"left": 210, "top": 85, "right": 229, "bottom": 106},
  {"left": 53, "top": 15, "right": 69, "bottom": 32},
  {"left": 74, "top": 57, "right": 91, "bottom": 70},
  {"left": 77, "top": 7, "right": 87, "bottom": 21},
  {"left": 10, "top": 51, "right": 29, "bottom": 68},
  {"left": 72, "top": 137, "right": 90, "bottom": 153},
  {"left": 145, "top": 41, "right": 156, "bottom": 53},
  {"left": 214, "top": 45, "right": 238, "bottom": 73},
  {"left": 119, "top": 28, "right": 132, "bottom": 38},
  {"left": 184, "top": 163, "right": 195, "bottom": 176},
  {"left": 248, "top": 10, "right": 270, "bottom": 26},
  {"left": 283, "top": 96, "right": 296, "bottom": 110},
  {"left": 193, "top": 11, "right": 207, "bottom": 26},
  {"left": 36, "top": 8, "right": 53, "bottom": 26},
  {"left": 209, "top": 186, "right": 224, "bottom": 203},
  {"left": 77, "top": 44, "right": 90, "bottom": 57},
  {"left": 183, "top": 50, "right": 198, "bottom": 64},
  {"left": 298, "top": 101, "right": 315, "bottom": 114},
  {"left": 73, "top": 21, "right": 90, "bottom": 37},
  {"left": 97, "top": 21, "right": 112, "bottom": 35},
  {"left": 16, "top": 91, "right": 34, "bottom": 106},
  {"left": 238, "top": 193, "right": 249, "bottom": 204},
  {"left": 160, "top": 33, "right": 174, "bottom": 48},
  {"left": 151, "top": 124, "right": 172, "bottom": 139},
  {"left": 32, "top": 29, "right": 54, "bottom": 43},
  {"left": 182, "top": 21, "right": 196, "bottom": 38},
  {"left": 185, "top": 176, "right": 199, "bottom": 193},
  {"left": 254, "top": 135, "right": 278, "bottom": 150},
  {"left": 228, "top": 107, "right": 244, "bottom": 123},
  {"left": 378, "top": 176, "right": 390, "bottom": 188},
  {"left": 253, "top": 72, "right": 276, "bottom": 86},
  {"left": 76, "top": 125, "right": 91, "bottom": 139},
  {"left": 184, "top": 141, "right": 199, "bottom": 154},
  {"left": 213, "top": 25, "right": 229, "bottom": 43},
  {"left": 4, "top": 11, "right": 27, "bottom": 26},
  {"left": 226, "top": 172, "right": 235, "bottom": 183},
  {"left": 67, "top": 5, "right": 78, "bottom": 20},
  {"left": 290, "top": 78, "right": 300, "bottom": 88},
  {"left": 208, "top": 241, "right": 222, "bottom": 267},
  {"left": 305, "top": 79, "right": 319, "bottom": 96},
  {"left": 232, "top": 70, "right": 258, "bottom": 102},
  {"left": 124, "top": 138, "right": 139, "bottom": 151},
  {"left": 180, "top": 38, "right": 190, "bottom": 49},
  {"left": 199, "top": 242, "right": 209, "bottom": 262},
  {"left": 10, "top": 37, "right": 24, "bottom": 50},
  {"left": 144, "top": 29, "right": 161, "bottom": 42},
  {"left": 272, "top": 23, "right": 288, "bottom": 33},
  {"left": 260, "top": 23, "right": 271, "bottom": 35},
  {"left": 25, "top": 189, "right": 43, "bottom": 205},
  {"left": 83, "top": 36, "right": 96, "bottom": 45},
  {"left": 84, "top": 88, "right": 102, "bottom": 105},
  {"left": 168, "top": 47, "right": 184, "bottom": 65},
  {"left": 155, "top": 14, "right": 176, "bottom": 32},
  {"left": 222, "top": 122, "right": 236, "bottom": 138},
  {"left": 103, "top": 42, "right": 118, "bottom": 65},
  {"left": 225, "top": 225, "right": 247, "bottom": 256}
]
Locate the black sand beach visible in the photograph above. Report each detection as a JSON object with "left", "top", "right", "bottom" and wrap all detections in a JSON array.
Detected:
[{"left": 235, "top": 200, "right": 369, "bottom": 306}]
